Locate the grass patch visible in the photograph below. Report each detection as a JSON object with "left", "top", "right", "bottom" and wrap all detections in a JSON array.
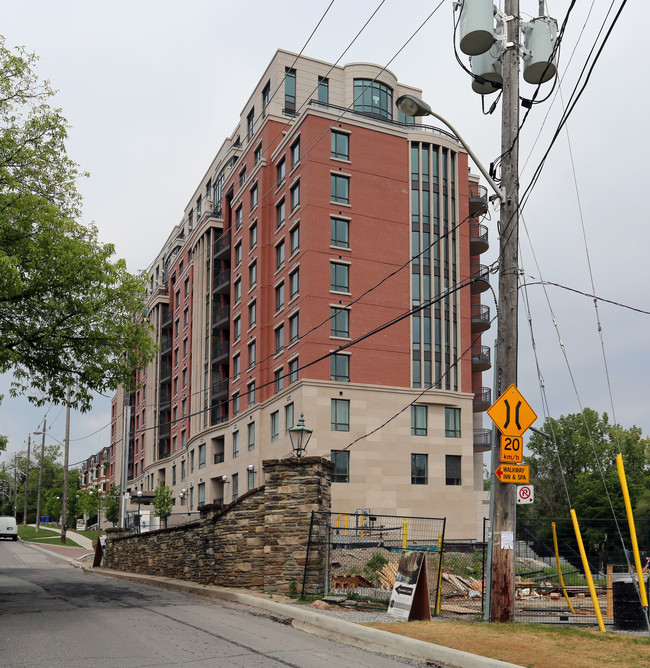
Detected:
[
  {"left": 365, "top": 619, "right": 650, "bottom": 667},
  {"left": 17, "top": 525, "right": 82, "bottom": 548}
]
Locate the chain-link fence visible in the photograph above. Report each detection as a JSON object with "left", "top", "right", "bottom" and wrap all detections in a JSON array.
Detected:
[{"left": 303, "top": 511, "right": 446, "bottom": 606}]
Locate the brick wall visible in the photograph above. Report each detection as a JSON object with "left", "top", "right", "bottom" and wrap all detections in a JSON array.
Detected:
[{"left": 104, "top": 457, "right": 332, "bottom": 594}]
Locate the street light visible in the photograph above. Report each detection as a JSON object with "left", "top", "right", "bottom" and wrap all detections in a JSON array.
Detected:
[
  {"left": 288, "top": 413, "right": 312, "bottom": 458},
  {"left": 136, "top": 490, "right": 143, "bottom": 534},
  {"left": 395, "top": 94, "right": 504, "bottom": 203}
]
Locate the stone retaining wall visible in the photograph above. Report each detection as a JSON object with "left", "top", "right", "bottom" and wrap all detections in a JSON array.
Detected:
[{"left": 104, "top": 457, "right": 332, "bottom": 594}]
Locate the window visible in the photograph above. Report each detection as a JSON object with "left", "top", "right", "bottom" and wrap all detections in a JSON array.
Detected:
[
  {"left": 291, "top": 138, "right": 300, "bottom": 167},
  {"left": 289, "top": 269, "right": 299, "bottom": 300},
  {"left": 284, "top": 67, "right": 296, "bottom": 113},
  {"left": 275, "top": 282, "right": 285, "bottom": 311},
  {"left": 331, "top": 131, "right": 349, "bottom": 160},
  {"left": 446, "top": 455, "right": 462, "bottom": 486},
  {"left": 184, "top": 277, "right": 190, "bottom": 297},
  {"left": 250, "top": 183, "right": 258, "bottom": 209},
  {"left": 275, "top": 324, "right": 284, "bottom": 353},
  {"left": 330, "top": 307, "right": 349, "bottom": 338},
  {"left": 247, "top": 108, "right": 255, "bottom": 140},
  {"left": 276, "top": 241, "right": 285, "bottom": 270},
  {"left": 198, "top": 482, "right": 205, "bottom": 506},
  {"left": 262, "top": 81, "right": 270, "bottom": 113},
  {"left": 331, "top": 217, "right": 349, "bottom": 248},
  {"left": 249, "top": 222, "right": 257, "bottom": 249},
  {"left": 182, "top": 398, "right": 187, "bottom": 417},
  {"left": 247, "top": 381, "right": 255, "bottom": 407},
  {"left": 290, "top": 181, "right": 300, "bottom": 211},
  {"left": 182, "top": 368, "right": 187, "bottom": 386},
  {"left": 289, "top": 357, "right": 299, "bottom": 384},
  {"left": 445, "top": 407, "right": 461, "bottom": 438},
  {"left": 233, "top": 392, "right": 240, "bottom": 416},
  {"left": 248, "top": 340, "right": 256, "bottom": 368},
  {"left": 198, "top": 444, "right": 206, "bottom": 469},
  {"left": 277, "top": 158, "right": 285, "bottom": 186},
  {"left": 239, "top": 166, "right": 246, "bottom": 188},
  {"left": 274, "top": 368, "right": 283, "bottom": 393},
  {"left": 276, "top": 199, "right": 285, "bottom": 228},
  {"left": 353, "top": 78, "right": 393, "bottom": 120},
  {"left": 289, "top": 312, "right": 299, "bottom": 343},
  {"left": 331, "top": 174, "right": 350, "bottom": 204},
  {"left": 331, "top": 398, "right": 350, "bottom": 431},
  {"left": 234, "top": 278, "right": 241, "bottom": 303},
  {"left": 411, "top": 453, "right": 428, "bottom": 485},
  {"left": 235, "top": 241, "right": 242, "bottom": 266},
  {"left": 318, "top": 76, "right": 329, "bottom": 105},
  {"left": 290, "top": 224, "right": 299, "bottom": 255},
  {"left": 248, "top": 422, "right": 255, "bottom": 451},
  {"left": 249, "top": 261, "right": 257, "bottom": 288},
  {"left": 181, "top": 460, "right": 186, "bottom": 481},
  {"left": 254, "top": 144, "right": 262, "bottom": 164},
  {"left": 330, "top": 262, "right": 349, "bottom": 292},
  {"left": 175, "top": 289, "right": 180, "bottom": 310},
  {"left": 174, "top": 348, "right": 179, "bottom": 366},
  {"left": 172, "top": 465, "right": 176, "bottom": 485},
  {"left": 183, "top": 307, "right": 189, "bottom": 328},
  {"left": 235, "top": 205, "right": 243, "bottom": 230},
  {"left": 248, "top": 301, "right": 256, "bottom": 328},
  {"left": 411, "top": 405, "right": 427, "bottom": 436},
  {"left": 248, "top": 468, "right": 255, "bottom": 491},
  {"left": 233, "top": 316, "right": 241, "bottom": 342},
  {"left": 232, "top": 472, "right": 239, "bottom": 501},
  {"left": 331, "top": 354, "right": 349, "bottom": 382},
  {"left": 271, "top": 411, "right": 279, "bottom": 441},
  {"left": 285, "top": 403, "right": 294, "bottom": 432},
  {"left": 233, "top": 354, "right": 240, "bottom": 378},
  {"left": 232, "top": 431, "right": 239, "bottom": 458},
  {"left": 331, "top": 450, "right": 349, "bottom": 483}
]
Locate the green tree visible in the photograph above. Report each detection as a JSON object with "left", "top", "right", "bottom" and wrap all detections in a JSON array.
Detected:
[
  {"left": 103, "top": 485, "right": 121, "bottom": 526},
  {"left": 0, "top": 37, "right": 155, "bottom": 411},
  {"left": 152, "top": 484, "right": 173, "bottom": 529}
]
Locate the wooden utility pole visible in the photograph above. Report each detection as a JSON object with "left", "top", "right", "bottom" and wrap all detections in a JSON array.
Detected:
[
  {"left": 35, "top": 417, "right": 47, "bottom": 533},
  {"left": 490, "top": 0, "right": 520, "bottom": 623},
  {"left": 61, "top": 387, "right": 71, "bottom": 545},
  {"left": 22, "top": 435, "right": 31, "bottom": 526}
]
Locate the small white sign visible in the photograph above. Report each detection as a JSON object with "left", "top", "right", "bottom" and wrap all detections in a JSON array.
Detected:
[
  {"left": 500, "top": 530, "right": 514, "bottom": 550},
  {"left": 517, "top": 484, "right": 534, "bottom": 504}
]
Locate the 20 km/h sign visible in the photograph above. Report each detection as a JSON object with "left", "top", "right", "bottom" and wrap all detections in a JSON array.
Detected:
[
  {"left": 494, "top": 463, "right": 530, "bottom": 484},
  {"left": 487, "top": 384, "right": 537, "bottom": 438},
  {"left": 500, "top": 434, "right": 523, "bottom": 464}
]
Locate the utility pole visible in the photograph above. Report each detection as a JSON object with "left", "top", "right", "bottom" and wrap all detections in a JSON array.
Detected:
[
  {"left": 120, "top": 403, "right": 132, "bottom": 528},
  {"left": 22, "top": 435, "right": 31, "bottom": 526},
  {"left": 490, "top": 0, "right": 520, "bottom": 623},
  {"left": 35, "top": 417, "right": 47, "bottom": 533},
  {"left": 61, "top": 387, "right": 71, "bottom": 545}
]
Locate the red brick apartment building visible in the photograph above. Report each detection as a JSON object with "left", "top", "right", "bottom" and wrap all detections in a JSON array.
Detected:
[{"left": 103, "top": 50, "right": 493, "bottom": 539}]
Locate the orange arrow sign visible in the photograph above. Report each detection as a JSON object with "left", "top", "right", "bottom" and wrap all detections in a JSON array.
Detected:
[
  {"left": 494, "top": 463, "right": 530, "bottom": 484},
  {"left": 487, "top": 384, "right": 537, "bottom": 437}
]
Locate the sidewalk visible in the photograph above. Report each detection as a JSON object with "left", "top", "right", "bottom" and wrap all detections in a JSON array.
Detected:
[{"left": 28, "top": 524, "right": 95, "bottom": 550}]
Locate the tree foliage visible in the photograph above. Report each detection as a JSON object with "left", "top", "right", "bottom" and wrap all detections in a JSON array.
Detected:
[
  {"left": 152, "top": 484, "right": 173, "bottom": 528},
  {"left": 103, "top": 484, "right": 121, "bottom": 526},
  {"left": 0, "top": 37, "right": 155, "bottom": 411}
]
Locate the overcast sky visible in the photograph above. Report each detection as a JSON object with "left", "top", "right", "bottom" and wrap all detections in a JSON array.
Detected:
[{"left": 1, "top": 1, "right": 647, "bottom": 469}]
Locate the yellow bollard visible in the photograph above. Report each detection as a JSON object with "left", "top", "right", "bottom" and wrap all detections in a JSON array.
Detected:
[
  {"left": 336, "top": 514, "right": 348, "bottom": 535},
  {"left": 435, "top": 533, "right": 444, "bottom": 616},
  {"left": 552, "top": 521, "right": 576, "bottom": 615},
  {"left": 616, "top": 453, "right": 649, "bottom": 609},
  {"left": 401, "top": 517, "right": 408, "bottom": 552},
  {"left": 570, "top": 509, "right": 606, "bottom": 632}
]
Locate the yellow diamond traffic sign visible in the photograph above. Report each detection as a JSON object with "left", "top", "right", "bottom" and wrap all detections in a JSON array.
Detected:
[{"left": 487, "top": 384, "right": 537, "bottom": 438}]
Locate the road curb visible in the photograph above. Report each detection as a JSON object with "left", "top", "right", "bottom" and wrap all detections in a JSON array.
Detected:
[{"left": 81, "top": 566, "right": 522, "bottom": 668}]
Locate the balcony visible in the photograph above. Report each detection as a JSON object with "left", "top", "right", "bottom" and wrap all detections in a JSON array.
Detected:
[
  {"left": 474, "top": 428, "right": 492, "bottom": 453},
  {"left": 212, "top": 304, "right": 230, "bottom": 330},
  {"left": 213, "top": 452, "right": 225, "bottom": 465},
  {"left": 471, "top": 303, "right": 491, "bottom": 333},
  {"left": 473, "top": 386, "right": 492, "bottom": 412},
  {"left": 470, "top": 263, "right": 490, "bottom": 294},
  {"left": 469, "top": 222, "right": 489, "bottom": 255},
  {"left": 160, "top": 333, "right": 173, "bottom": 355},
  {"left": 471, "top": 345, "right": 491, "bottom": 372},
  {"left": 469, "top": 183, "right": 488, "bottom": 217},
  {"left": 212, "top": 340, "right": 229, "bottom": 363},
  {"left": 214, "top": 232, "right": 230, "bottom": 261},
  {"left": 158, "top": 421, "right": 170, "bottom": 439},
  {"left": 211, "top": 378, "right": 228, "bottom": 400},
  {"left": 161, "top": 305, "right": 173, "bottom": 330},
  {"left": 213, "top": 269, "right": 230, "bottom": 295},
  {"left": 160, "top": 361, "right": 172, "bottom": 382}
]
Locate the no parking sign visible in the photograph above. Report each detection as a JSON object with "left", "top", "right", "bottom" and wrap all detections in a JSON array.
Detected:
[{"left": 516, "top": 484, "right": 534, "bottom": 504}]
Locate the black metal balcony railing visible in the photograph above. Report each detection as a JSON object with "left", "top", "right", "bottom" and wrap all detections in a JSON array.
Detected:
[
  {"left": 161, "top": 306, "right": 173, "bottom": 329},
  {"left": 471, "top": 303, "right": 491, "bottom": 332},
  {"left": 159, "top": 387, "right": 172, "bottom": 407},
  {"left": 470, "top": 264, "right": 490, "bottom": 294},
  {"left": 213, "top": 269, "right": 230, "bottom": 294},
  {"left": 473, "top": 386, "right": 492, "bottom": 412},
  {"left": 471, "top": 344, "right": 491, "bottom": 372},
  {"left": 160, "top": 334, "right": 173, "bottom": 355},
  {"left": 468, "top": 183, "right": 488, "bottom": 217},
  {"left": 212, "top": 304, "right": 230, "bottom": 329},
  {"left": 214, "top": 452, "right": 225, "bottom": 465},
  {"left": 158, "top": 422, "right": 171, "bottom": 439},
  {"left": 211, "top": 378, "right": 228, "bottom": 399},
  {"left": 212, "top": 340, "right": 229, "bottom": 361},
  {"left": 160, "top": 361, "right": 172, "bottom": 381},
  {"left": 214, "top": 232, "right": 230, "bottom": 259},
  {"left": 469, "top": 222, "right": 489, "bottom": 255},
  {"left": 473, "top": 428, "right": 492, "bottom": 452}
]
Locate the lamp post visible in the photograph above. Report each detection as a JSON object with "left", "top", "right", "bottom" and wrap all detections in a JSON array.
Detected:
[
  {"left": 136, "top": 490, "right": 142, "bottom": 533},
  {"left": 33, "top": 418, "right": 47, "bottom": 533},
  {"left": 287, "top": 413, "right": 313, "bottom": 458}
]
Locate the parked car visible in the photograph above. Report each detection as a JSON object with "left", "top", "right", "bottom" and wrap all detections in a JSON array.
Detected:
[{"left": 0, "top": 516, "right": 18, "bottom": 541}]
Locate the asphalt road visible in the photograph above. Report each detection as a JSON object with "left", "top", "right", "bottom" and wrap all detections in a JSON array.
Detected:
[{"left": 0, "top": 540, "right": 428, "bottom": 668}]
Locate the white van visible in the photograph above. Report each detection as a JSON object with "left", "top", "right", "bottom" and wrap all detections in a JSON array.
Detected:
[{"left": 0, "top": 516, "right": 18, "bottom": 541}]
